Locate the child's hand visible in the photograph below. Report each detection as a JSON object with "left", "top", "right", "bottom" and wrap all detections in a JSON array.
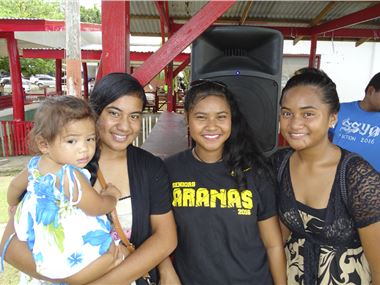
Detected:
[
  {"left": 118, "top": 243, "right": 131, "bottom": 259},
  {"left": 102, "top": 183, "right": 121, "bottom": 200}
]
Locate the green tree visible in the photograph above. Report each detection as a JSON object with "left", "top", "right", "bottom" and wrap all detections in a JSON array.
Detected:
[
  {"left": 0, "top": 0, "right": 101, "bottom": 77},
  {"left": 80, "top": 5, "right": 101, "bottom": 24},
  {"left": 0, "top": 0, "right": 64, "bottom": 19},
  {"left": 0, "top": 0, "right": 64, "bottom": 77},
  {"left": 0, "top": 57, "right": 55, "bottom": 77}
]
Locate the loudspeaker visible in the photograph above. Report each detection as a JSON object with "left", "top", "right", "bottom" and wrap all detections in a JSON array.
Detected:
[{"left": 191, "top": 26, "right": 283, "bottom": 154}]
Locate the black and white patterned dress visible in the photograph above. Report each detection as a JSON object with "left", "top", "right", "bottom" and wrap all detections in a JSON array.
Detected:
[{"left": 272, "top": 148, "right": 380, "bottom": 285}]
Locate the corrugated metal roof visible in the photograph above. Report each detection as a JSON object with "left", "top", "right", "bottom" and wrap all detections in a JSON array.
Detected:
[
  {"left": 128, "top": 1, "right": 380, "bottom": 41},
  {"left": 1, "top": 1, "right": 379, "bottom": 43}
]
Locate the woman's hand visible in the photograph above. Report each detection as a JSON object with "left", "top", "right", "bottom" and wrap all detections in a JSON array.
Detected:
[{"left": 158, "top": 257, "right": 181, "bottom": 285}]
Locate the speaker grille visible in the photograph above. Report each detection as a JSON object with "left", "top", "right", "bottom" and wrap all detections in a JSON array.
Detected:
[
  {"left": 224, "top": 48, "right": 248, "bottom": 57},
  {"left": 191, "top": 26, "right": 284, "bottom": 154}
]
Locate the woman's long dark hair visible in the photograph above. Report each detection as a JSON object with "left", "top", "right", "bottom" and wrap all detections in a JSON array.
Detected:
[
  {"left": 185, "top": 80, "right": 270, "bottom": 190},
  {"left": 86, "top": 72, "right": 146, "bottom": 185}
]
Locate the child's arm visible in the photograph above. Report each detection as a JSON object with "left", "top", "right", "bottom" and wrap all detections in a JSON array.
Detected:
[
  {"left": 158, "top": 257, "right": 181, "bottom": 285},
  {"left": 258, "top": 216, "right": 287, "bottom": 285},
  {"left": 62, "top": 169, "right": 121, "bottom": 216},
  {"left": 7, "top": 168, "right": 28, "bottom": 206}
]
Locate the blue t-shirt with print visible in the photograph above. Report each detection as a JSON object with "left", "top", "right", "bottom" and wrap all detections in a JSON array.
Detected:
[{"left": 331, "top": 101, "right": 380, "bottom": 172}]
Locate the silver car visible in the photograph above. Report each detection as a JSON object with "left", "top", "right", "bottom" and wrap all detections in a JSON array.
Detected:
[{"left": 0, "top": 77, "right": 32, "bottom": 94}]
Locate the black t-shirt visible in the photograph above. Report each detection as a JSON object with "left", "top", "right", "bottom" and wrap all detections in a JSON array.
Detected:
[{"left": 165, "top": 150, "right": 277, "bottom": 285}]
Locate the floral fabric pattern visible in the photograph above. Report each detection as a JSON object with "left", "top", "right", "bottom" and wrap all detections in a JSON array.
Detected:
[
  {"left": 285, "top": 209, "right": 371, "bottom": 285},
  {"left": 14, "top": 156, "right": 113, "bottom": 279}
]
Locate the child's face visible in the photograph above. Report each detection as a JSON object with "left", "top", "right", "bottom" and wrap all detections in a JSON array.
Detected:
[
  {"left": 46, "top": 117, "right": 96, "bottom": 168},
  {"left": 280, "top": 85, "right": 337, "bottom": 151},
  {"left": 188, "top": 95, "right": 231, "bottom": 159}
]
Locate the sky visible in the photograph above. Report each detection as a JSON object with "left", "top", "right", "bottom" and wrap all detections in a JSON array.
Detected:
[{"left": 79, "top": 0, "right": 100, "bottom": 8}]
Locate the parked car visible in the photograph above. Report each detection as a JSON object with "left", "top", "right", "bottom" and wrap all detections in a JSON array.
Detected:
[
  {"left": 30, "top": 74, "right": 54, "bottom": 84},
  {"left": 0, "top": 77, "right": 32, "bottom": 94},
  {"left": 34, "top": 75, "right": 56, "bottom": 88}
]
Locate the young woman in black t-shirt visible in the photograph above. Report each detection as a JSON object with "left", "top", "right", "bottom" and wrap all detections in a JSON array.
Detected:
[{"left": 163, "top": 80, "right": 287, "bottom": 285}]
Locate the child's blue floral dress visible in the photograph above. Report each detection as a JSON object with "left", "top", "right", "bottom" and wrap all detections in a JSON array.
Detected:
[{"left": 14, "top": 156, "right": 113, "bottom": 279}]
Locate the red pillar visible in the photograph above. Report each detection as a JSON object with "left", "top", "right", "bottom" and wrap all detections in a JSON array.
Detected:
[
  {"left": 309, "top": 35, "right": 318, "bottom": 68},
  {"left": 173, "top": 56, "right": 190, "bottom": 78},
  {"left": 55, "top": 59, "right": 62, "bottom": 95},
  {"left": 82, "top": 62, "right": 89, "bottom": 100},
  {"left": 6, "top": 32, "right": 24, "bottom": 121},
  {"left": 133, "top": 1, "right": 235, "bottom": 86},
  {"left": 101, "top": 0, "right": 130, "bottom": 75}
]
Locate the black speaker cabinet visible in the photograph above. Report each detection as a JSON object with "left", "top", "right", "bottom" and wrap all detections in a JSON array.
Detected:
[{"left": 191, "top": 26, "right": 283, "bottom": 154}]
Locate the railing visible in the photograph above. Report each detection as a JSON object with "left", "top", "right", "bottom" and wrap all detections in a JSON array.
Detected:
[
  {"left": 133, "top": 113, "right": 160, "bottom": 147},
  {"left": 0, "top": 96, "right": 13, "bottom": 110},
  {"left": 0, "top": 120, "right": 34, "bottom": 156},
  {"left": 0, "top": 113, "right": 161, "bottom": 157}
]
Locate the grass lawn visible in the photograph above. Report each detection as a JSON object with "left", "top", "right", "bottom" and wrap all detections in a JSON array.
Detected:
[
  {"left": 0, "top": 176, "right": 13, "bottom": 223},
  {"left": 0, "top": 175, "right": 19, "bottom": 285}
]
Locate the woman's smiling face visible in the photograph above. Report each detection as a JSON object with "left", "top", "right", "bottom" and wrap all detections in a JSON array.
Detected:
[
  {"left": 280, "top": 85, "right": 337, "bottom": 151},
  {"left": 188, "top": 95, "right": 232, "bottom": 160},
  {"left": 97, "top": 94, "right": 143, "bottom": 153}
]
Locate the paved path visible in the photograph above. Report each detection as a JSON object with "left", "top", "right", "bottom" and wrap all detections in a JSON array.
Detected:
[{"left": 0, "top": 155, "right": 31, "bottom": 176}]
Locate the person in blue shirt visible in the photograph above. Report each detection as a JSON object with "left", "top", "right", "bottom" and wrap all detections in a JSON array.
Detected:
[{"left": 330, "top": 72, "right": 380, "bottom": 172}]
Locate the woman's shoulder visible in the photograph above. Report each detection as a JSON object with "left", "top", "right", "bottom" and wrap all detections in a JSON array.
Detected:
[
  {"left": 340, "top": 148, "right": 378, "bottom": 178},
  {"left": 164, "top": 149, "right": 191, "bottom": 168},
  {"left": 127, "top": 145, "right": 163, "bottom": 171},
  {"left": 270, "top": 147, "right": 293, "bottom": 167},
  {"left": 128, "top": 145, "right": 162, "bottom": 163}
]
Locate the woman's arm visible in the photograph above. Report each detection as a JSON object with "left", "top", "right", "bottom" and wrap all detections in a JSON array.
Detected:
[
  {"left": 86, "top": 211, "right": 177, "bottom": 285},
  {"left": 279, "top": 220, "right": 291, "bottom": 245},
  {"left": 7, "top": 169, "right": 28, "bottom": 206},
  {"left": 358, "top": 221, "right": 380, "bottom": 285},
  {"left": 158, "top": 257, "right": 181, "bottom": 285},
  {"left": 258, "top": 216, "right": 287, "bottom": 285}
]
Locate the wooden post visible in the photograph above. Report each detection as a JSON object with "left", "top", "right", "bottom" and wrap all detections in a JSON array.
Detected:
[
  {"left": 101, "top": 1, "right": 130, "bottom": 75},
  {"left": 55, "top": 59, "right": 62, "bottom": 95},
  {"left": 65, "top": 0, "right": 82, "bottom": 97},
  {"left": 309, "top": 35, "right": 318, "bottom": 68},
  {"left": 82, "top": 62, "right": 89, "bottom": 100}
]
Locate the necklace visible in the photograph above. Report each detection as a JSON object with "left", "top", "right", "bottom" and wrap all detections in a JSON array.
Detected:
[{"left": 192, "top": 148, "right": 223, "bottom": 164}]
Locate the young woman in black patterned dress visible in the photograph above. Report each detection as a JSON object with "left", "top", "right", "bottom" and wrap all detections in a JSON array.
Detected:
[{"left": 272, "top": 68, "right": 380, "bottom": 285}]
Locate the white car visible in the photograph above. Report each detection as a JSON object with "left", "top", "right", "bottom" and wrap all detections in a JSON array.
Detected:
[
  {"left": 0, "top": 77, "right": 32, "bottom": 94},
  {"left": 30, "top": 74, "right": 54, "bottom": 84},
  {"left": 34, "top": 76, "right": 56, "bottom": 88}
]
